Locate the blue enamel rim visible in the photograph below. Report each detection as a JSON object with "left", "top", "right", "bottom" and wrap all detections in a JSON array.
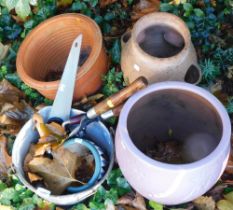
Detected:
[{"left": 63, "top": 138, "right": 101, "bottom": 193}]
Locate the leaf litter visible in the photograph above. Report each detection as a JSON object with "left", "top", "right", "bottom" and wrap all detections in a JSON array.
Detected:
[
  {"left": 0, "top": 136, "right": 12, "bottom": 180},
  {"left": 23, "top": 113, "right": 95, "bottom": 195},
  {"left": 0, "top": 79, "right": 34, "bottom": 132},
  {"left": 27, "top": 146, "right": 83, "bottom": 195}
]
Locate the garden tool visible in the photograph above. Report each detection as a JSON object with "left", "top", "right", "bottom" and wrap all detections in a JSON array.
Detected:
[
  {"left": 63, "top": 104, "right": 123, "bottom": 137},
  {"left": 48, "top": 35, "right": 82, "bottom": 123},
  {"left": 62, "top": 77, "right": 148, "bottom": 138},
  {"left": 38, "top": 34, "right": 105, "bottom": 193}
]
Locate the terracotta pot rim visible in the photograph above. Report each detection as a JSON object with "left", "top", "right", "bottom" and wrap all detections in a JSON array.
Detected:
[
  {"left": 131, "top": 12, "right": 191, "bottom": 62},
  {"left": 16, "top": 13, "right": 103, "bottom": 90}
]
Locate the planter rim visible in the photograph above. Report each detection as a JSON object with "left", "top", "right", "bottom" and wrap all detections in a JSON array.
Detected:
[
  {"left": 16, "top": 13, "right": 103, "bottom": 90},
  {"left": 118, "top": 81, "right": 231, "bottom": 170}
]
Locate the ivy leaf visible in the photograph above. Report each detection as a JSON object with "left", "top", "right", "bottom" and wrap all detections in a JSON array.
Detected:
[
  {"left": 194, "top": 8, "right": 204, "bottom": 17},
  {"left": 160, "top": 3, "right": 173, "bottom": 12},
  {"left": 5, "top": 0, "right": 17, "bottom": 11},
  {"left": 18, "top": 203, "right": 35, "bottom": 210},
  {"left": 183, "top": 3, "right": 193, "bottom": 12},
  {"left": 72, "top": 203, "right": 90, "bottom": 210},
  {"left": 149, "top": 200, "right": 163, "bottom": 210},
  {"left": 5, "top": 24, "right": 22, "bottom": 40},
  {"left": 0, "top": 188, "right": 17, "bottom": 205},
  {"left": 15, "top": 0, "right": 31, "bottom": 19},
  {"left": 107, "top": 168, "right": 122, "bottom": 186},
  {"left": 0, "top": 180, "right": 7, "bottom": 191},
  {"left": 110, "top": 39, "right": 121, "bottom": 64}
]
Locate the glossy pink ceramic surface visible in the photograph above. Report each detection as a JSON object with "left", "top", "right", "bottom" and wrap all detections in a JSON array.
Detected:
[{"left": 115, "top": 81, "right": 231, "bottom": 205}]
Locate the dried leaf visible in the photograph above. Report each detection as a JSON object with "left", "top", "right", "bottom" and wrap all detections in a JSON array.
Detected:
[
  {"left": 47, "top": 122, "right": 66, "bottom": 137},
  {"left": 28, "top": 172, "right": 43, "bottom": 182},
  {"left": 28, "top": 147, "right": 82, "bottom": 194},
  {"left": 207, "top": 183, "right": 227, "bottom": 201},
  {"left": 117, "top": 193, "right": 147, "bottom": 210},
  {"left": 38, "top": 136, "right": 58, "bottom": 144},
  {"left": 193, "top": 196, "right": 215, "bottom": 210},
  {"left": 73, "top": 93, "right": 104, "bottom": 107},
  {"left": 0, "top": 80, "right": 24, "bottom": 102},
  {"left": 57, "top": 0, "right": 73, "bottom": 7},
  {"left": 33, "top": 113, "right": 65, "bottom": 142},
  {"left": 24, "top": 144, "right": 36, "bottom": 173},
  {"left": 0, "top": 135, "right": 12, "bottom": 179},
  {"left": 34, "top": 143, "right": 52, "bottom": 156},
  {"left": 100, "top": 0, "right": 117, "bottom": 8},
  {"left": 0, "top": 43, "right": 10, "bottom": 61},
  {"left": 34, "top": 142, "right": 62, "bottom": 156},
  {"left": 0, "top": 80, "right": 34, "bottom": 127},
  {"left": 131, "top": 0, "right": 160, "bottom": 21}
]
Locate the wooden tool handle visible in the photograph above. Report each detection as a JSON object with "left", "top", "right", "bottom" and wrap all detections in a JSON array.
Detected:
[
  {"left": 100, "top": 104, "right": 123, "bottom": 120},
  {"left": 87, "top": 77, "right": 148, "bottom": 119},
  {"left": 112, "top": 104, "right": 123, "bottom": 117}
]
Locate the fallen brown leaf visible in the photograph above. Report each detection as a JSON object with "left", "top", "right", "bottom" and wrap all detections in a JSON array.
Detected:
[
  {"left": 34, "top": 143, "right": 53, "bottom": 157},
  {"left": 193, "top": 196, "right": 215, "bottom": 210},
  {"left": 0, "top": 80, "right": 34, "bottom": 129},
  {"left": 117, "top": 192, "right": 147, "bottom": 210},
  {"left": 57, "top": 0, "right": 73, "bottom": 7},
  {"left": 100, "top": 0, "right": 117, "bottom": 8},
  {"left": 32, "top": 113, "right": 65, "bottom": 143},
  {"left": 28, "top": 172, "right": 43, "bottom": 182},
  {"left": 28, "top": 147, "right": 82, "bottom": 195},
  {"left": 207, "top": 183, "right": 228, "bottom": 201},
  {"left": 47, "top": 122, "right": 66, "bottom": 137},
  {"left": 0, "top": 135, "right": 12, "bottom": 179},
  {"left": 24, "top": 144, "right": 36, "bottom": 173},
  {"left": 131, "top": 0, "right": 160, "bottom": 22}
]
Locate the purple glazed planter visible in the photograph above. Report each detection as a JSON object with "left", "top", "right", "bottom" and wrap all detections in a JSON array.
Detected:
[{"left": 115, "top": 81, "right": 231, "bottom": 205}]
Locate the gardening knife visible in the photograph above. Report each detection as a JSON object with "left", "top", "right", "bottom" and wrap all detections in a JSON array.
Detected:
[
  {"left": 49, "top": 34, "right": 83, "bottom": 122},
  {"left": 63, "top": 76, "right": 148, "bottom": 137}
]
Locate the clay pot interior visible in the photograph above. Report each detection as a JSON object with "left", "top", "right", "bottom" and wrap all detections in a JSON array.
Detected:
[
  {"left": 22, "top": 22, "right": 94, "bottom": 81},
  {"left": 136, "top": 25, "right": 185, "bottom": 58},
  {"left": 127, "top": 89, "right": 223, "bottom": 163}
]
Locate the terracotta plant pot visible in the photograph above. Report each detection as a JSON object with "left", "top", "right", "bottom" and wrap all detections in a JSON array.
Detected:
[
  {"left": 17, "top": 13, "right": 108, "bottom": 101},
  {"left": 121, "top": 12, "right": 201, "bottom": 85},
  {"left": 116, "top": 82, "right": 231, "bottom": 205}
]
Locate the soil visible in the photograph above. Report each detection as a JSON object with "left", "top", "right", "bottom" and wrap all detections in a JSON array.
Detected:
[
  {"left": 44, "top": 46, "right": 92, "bottom": 82},
  {"left": 145, "top": 140, "right": 187, "bottom": 164}
]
